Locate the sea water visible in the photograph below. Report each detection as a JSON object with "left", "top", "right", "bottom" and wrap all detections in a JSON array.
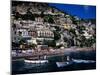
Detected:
[{"left": 12, "top": 50, "right": 96, "bottom": 74}]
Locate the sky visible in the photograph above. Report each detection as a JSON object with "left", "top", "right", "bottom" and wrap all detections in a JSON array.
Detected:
[{"left": 49, "top": 3, "right": 96, "bottom": 19}]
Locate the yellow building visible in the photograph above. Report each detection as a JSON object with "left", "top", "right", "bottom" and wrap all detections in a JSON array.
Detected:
[{"left": 63, "top": 24, "right": 71, "bottom": 30}]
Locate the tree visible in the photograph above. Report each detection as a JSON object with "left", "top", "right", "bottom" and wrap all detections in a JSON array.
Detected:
[
  {"left": 80, "top": 35, "right": 86, "bottom": 47},
  {"left": 40, "top": 11, "right": 44, "bottom": 17},
  {"left": 63, "top": 37, "right": 72, "bottom": 47},
  {"left": 53, "top": 31, "right": 61, "bottom": 40},
  {"left": 70, "top": 16, "right": 77, "bottom": 25},
  {"left": 45, "top": 40, "right": 56, "bottom": 47},
  {"left": 55, "top": 26, "right": 61, "bottom": 31},
  {"left": 44, "top": 15, "right": 54, "bottom": 23},
  {"left": 19, "top": 39, "right": 26, "bottom": 45},
  {"left": 12, "top": 24, "right": 16, "bottom": 30},
  {"left": 15, "top": 12, "right": 21, "bottom": 19},
  {"left": 48, "top": 16, "right": 54, "bottom": 23},
  {"left": 29, "top": 44, "right": 37, "bottom": 49},
  {"left": 69, "top": 28, "right": 76, "bottom": 35}
]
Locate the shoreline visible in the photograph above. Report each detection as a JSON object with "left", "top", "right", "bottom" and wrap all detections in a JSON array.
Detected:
[
  {"left": 12, "top": 47, "right": 96, "bottom": 60},
  {"left": 61, "top": 47, "right": 96, "bottom": 51}
]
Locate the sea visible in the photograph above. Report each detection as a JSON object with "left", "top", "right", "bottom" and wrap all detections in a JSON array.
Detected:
[{"left": 12, "top": 50, "right": 96, "bottom": 74}]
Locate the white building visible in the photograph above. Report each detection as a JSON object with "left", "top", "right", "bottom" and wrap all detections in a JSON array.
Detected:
[
  {"left": 83, "top": 30, "right": 92, "bottom": 39},
  {"left": 37, "top": 29, "right": 54, "bottom": 38},
  {"left": 15, "top": 28, "right": 29, "bottom": 37}
]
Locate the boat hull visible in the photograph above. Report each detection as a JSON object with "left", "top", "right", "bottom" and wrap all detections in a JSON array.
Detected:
[
  {"left": 24, "top": 60, "right": 48, "bottom": 64},
  {"left": 56, "top": 61, "right": 73, "bottom": 68}
]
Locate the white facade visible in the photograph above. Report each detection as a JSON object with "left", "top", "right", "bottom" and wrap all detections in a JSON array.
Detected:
[
  {"left": 16, "top": 28, "right": 29, "bottom": 37},
  {"left": 37, "top": 30, "right": 54, "bottom": 38}
]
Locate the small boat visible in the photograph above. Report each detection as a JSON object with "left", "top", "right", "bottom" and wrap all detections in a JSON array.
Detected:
[
  {"left": 24, "top": 59, "right": 48, "bottom": 64},
  {"left": 72, "top": 59, "right": 96, "bottom": 63},
  {"left": 56, "top": 56, "right": 73, "bottom": 68},
  {"left": 24, "top": 55, "right": 48, "bottom": 64},
  {"left": 56, "top": 61, "right": 73, "bottom": 68}
]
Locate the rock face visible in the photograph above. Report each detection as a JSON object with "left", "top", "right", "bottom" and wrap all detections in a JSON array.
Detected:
[{"left": 11, "top": 1, "right": 96, "bottom": 49}]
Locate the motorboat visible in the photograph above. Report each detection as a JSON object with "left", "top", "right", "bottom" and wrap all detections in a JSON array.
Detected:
[
  {"left": 56, "top": 61, "right": 73, "bottom": 68},
  {"left": 56, "top": 56, "right": 73, "bottom": 68}
]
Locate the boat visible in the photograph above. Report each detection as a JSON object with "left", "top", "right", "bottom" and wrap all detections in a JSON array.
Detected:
[
  {"left": 24, "top": 55, "right": 48, "bottom": 64},
  {"left": 23, "top": 56, "right": 48, "bottom": 69},
  {"left": 24, "top": 59, "right": 48, "bottom": 64},
  {"left": 23, "top": 59, "right": 48, "bottom": 69},
  {"left": 56, "top": 61, "right": 73, "bottom": 68},
  {"left": 56, "top": 56, "right": 73, "bottom": 68},
  {"left": 72, "top": 59, "right": 96, "bottom": 63}
]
